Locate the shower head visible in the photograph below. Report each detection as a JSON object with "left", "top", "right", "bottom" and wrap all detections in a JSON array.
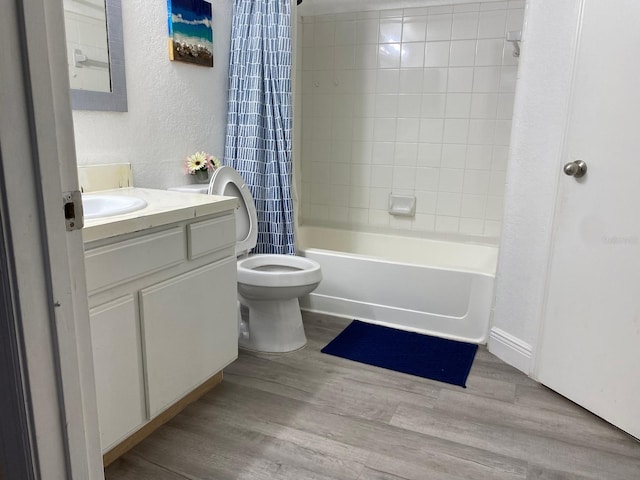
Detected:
[{"left": 297, "top": 0, "right": 303, "bottom": 4}]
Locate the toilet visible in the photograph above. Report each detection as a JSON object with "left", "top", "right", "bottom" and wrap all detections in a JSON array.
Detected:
[{"left": 208, "top": 166, "right": 322, "bottom": 353}]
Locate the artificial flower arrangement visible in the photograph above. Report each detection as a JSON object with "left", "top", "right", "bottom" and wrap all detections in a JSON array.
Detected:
[{"left": 183, "top": 151, "right": 222, "bottom": 181}]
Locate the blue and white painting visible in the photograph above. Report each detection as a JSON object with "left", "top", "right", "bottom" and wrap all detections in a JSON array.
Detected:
[{"left": 168, "top": 0, "right": 213, "bottom": 67}]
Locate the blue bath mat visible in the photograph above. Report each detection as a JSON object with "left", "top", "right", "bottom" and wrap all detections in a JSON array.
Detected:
[{"left": 321, "top": 320, "right": 477, "bottom": 387}]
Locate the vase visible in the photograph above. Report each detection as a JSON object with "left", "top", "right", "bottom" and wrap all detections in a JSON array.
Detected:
[{"left": 194, "top": 169, "right": 209, "bottom": 183}]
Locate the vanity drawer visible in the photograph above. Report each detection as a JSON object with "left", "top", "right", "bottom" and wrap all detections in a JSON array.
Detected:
[
  {"left": 187, "top": 214, "right": 235, "bottom": 260},
  {"left": 85, "top": 227, "right": 185, "bottom": 294}
]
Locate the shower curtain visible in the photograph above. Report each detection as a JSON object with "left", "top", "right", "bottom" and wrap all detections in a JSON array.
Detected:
[{"left": 224, "top": 0, "right": 295, "bottom": 255}]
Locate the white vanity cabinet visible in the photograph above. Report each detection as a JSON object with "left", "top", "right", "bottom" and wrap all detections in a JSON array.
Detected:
[{"left": 84, "top": 207, "right": 238, "bottom": 454}]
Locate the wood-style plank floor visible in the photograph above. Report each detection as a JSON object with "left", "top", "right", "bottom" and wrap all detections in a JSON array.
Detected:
[{"left": 105, "top": 312, "right": 640, "bottom": 480}]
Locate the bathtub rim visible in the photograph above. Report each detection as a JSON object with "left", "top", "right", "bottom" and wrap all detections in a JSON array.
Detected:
[
  {"left": 297, "top": 224, "right": 499, "bottom": 277},
  {"left": 299, "top": 245, "right": 496, "bottom": 278}
]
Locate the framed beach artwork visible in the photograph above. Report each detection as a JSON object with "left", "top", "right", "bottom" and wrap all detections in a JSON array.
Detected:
[{"left": 167, "top": 0, "right": 213, "bottom": 67}]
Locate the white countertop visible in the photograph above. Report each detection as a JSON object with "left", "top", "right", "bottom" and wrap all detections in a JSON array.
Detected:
[{"left": 82, "top": 187, "right": 237, "bottom": 243}]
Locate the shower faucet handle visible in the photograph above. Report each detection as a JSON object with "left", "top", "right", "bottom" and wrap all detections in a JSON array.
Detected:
[{"left": 563, "top": 160, "right": 587, "bottom": 178}]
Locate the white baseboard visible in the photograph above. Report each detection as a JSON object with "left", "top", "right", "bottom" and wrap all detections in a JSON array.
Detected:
[{"left": 488, "top": 327, "right": 532, "bottom": 374}]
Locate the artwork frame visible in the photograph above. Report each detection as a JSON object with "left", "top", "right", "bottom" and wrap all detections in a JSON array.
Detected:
[{"left": 167, "top": 0, "right": 214, "bottom": 67}]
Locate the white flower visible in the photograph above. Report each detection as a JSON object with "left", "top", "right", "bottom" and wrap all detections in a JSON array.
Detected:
[
  {"left": 208, "top": 155, "right": 221, "bottom": 169},
  {"left": 183, "top": 151, "right": 222, "bottom": 175},
  {"left": 186, "top": 152, "right": 208, "bottom": 173}
]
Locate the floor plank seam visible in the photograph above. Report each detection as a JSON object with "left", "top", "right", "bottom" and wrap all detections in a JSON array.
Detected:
[
  {"left": 224, "top": 373, "right": 402, "bottom": 426},
  {"left": 224, "top": 371, "right": 314, "bottom": 397},
  {"left": 342, "top": 374, "right": 442, "bottom": 398},
  {"left": 428, "top": 401, "right": 640, "bottom": 461},
  {"left": 129, "top": 452, "right": 195, "bottom": 480},
  {"left": 357, "top": 463, "right": 411, "bottom": 480}
]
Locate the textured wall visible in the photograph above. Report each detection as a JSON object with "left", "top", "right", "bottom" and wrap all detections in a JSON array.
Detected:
[
  {"left": 489, "top": 0, "right": 582, "bottom": 373},
  {"left": 72, "top": 1, "right": 232, "bottom": 189}
]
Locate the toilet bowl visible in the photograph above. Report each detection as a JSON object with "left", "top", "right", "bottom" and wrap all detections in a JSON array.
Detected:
[{"left": 208, "top": 166, "right": 322, "bottom": 353}]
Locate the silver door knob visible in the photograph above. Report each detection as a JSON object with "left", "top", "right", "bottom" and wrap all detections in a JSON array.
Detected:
[{"left": 563, "top": 160, "right": 587, "bottom": 178}]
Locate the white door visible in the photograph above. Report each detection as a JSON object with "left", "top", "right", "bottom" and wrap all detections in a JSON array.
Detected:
[{"left": 536, "top": 0, "right": 640, "bottom": 438}]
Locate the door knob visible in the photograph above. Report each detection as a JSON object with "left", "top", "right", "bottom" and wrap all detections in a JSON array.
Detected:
[{"left": 563, "top": 160, "right": 587, "bottom": 178}]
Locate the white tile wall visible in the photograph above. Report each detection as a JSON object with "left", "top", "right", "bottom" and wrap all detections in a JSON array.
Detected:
[{"left": 299, "top": 1, "right": 525, "bottom": 240}]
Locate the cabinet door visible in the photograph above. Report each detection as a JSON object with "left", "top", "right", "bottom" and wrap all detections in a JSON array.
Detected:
[
  {"left": 140, "top": 258, "right": 238, "bottom": 417},
  {"left": 89, "top": 295, "right": 146, "bottom": 451}
]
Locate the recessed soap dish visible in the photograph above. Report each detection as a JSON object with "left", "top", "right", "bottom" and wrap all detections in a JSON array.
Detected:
[{"left": 388, "top": 194, "right": 416, "bottom": 217}]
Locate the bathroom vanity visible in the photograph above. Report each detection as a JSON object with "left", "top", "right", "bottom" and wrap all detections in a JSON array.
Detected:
[{"left": 82, "top": 187, "right": 238, "bottom": 464}]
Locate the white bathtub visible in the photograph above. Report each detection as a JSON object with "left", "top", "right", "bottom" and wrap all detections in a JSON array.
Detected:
[{"left": 297, "top": 226, "right": 498, "bottom": 344}]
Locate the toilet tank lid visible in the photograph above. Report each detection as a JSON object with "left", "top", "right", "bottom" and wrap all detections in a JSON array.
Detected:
[{"left": 167, "top": 184, "right": 209, "bottom": 194}]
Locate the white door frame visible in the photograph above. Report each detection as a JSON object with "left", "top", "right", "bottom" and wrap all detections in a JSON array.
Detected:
[
  {"left": 488, "top": 0, "right": 584, "bottom": 375},
  {"left": 0, "top": 0, "right": 103, "bottom": 478},
  {"left": 531, "top": 0, "right": 584, "bottom": 377},
  {"left": 530, "top": 0, "right": 585, "bottom": 375}
]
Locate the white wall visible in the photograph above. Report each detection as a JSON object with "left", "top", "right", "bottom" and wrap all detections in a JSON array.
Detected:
[
  {"left": 293, "top": 14, "right": 304, "bottom": 229},
  {"left": 299, "top": 1, "right": 524, "bottom": 241},
  {"left": 488, "top": 0, "right": 583, "bottom": 373},
  {"left": 72, "top": 1, "right": 232, "bottom": 189}
]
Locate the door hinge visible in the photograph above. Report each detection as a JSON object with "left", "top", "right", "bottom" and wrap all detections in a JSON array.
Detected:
[{"left": 63, "top": 190, "right": 84, "bottom": 231}]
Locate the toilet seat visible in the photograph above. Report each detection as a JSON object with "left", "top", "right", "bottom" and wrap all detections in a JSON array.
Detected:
[
  {"left": 237, "top": 254, "right": 322, "bottom": 287},
  {"left": 208, "top": 166, "right": 258, "bottom": 256}
]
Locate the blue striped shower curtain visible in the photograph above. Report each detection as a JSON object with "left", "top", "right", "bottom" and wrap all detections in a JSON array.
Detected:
[{"left": 224, "top": 0, "right": 295, "bottom": 255}]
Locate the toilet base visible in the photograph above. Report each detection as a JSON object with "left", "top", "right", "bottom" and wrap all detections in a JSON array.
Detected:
[{"left": 238, "top": 296, "right": 307, "bottom": 353}]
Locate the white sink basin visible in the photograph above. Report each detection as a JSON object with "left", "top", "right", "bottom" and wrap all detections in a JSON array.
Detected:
[{"left": 83, "top": 194, "right": 148, "bottom": 220}]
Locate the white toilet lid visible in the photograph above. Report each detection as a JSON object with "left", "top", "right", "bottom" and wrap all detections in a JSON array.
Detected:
[{"left": 208, "top": 166, "right": 258, "bottom": 255}]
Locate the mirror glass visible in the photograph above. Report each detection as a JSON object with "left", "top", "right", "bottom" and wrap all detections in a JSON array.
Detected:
[
  {"left": 64, "top": 0, "right": 110, "bottom": 93},
  {"left": 63, "top": 0, "right": 128, "bottom": 111}
]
